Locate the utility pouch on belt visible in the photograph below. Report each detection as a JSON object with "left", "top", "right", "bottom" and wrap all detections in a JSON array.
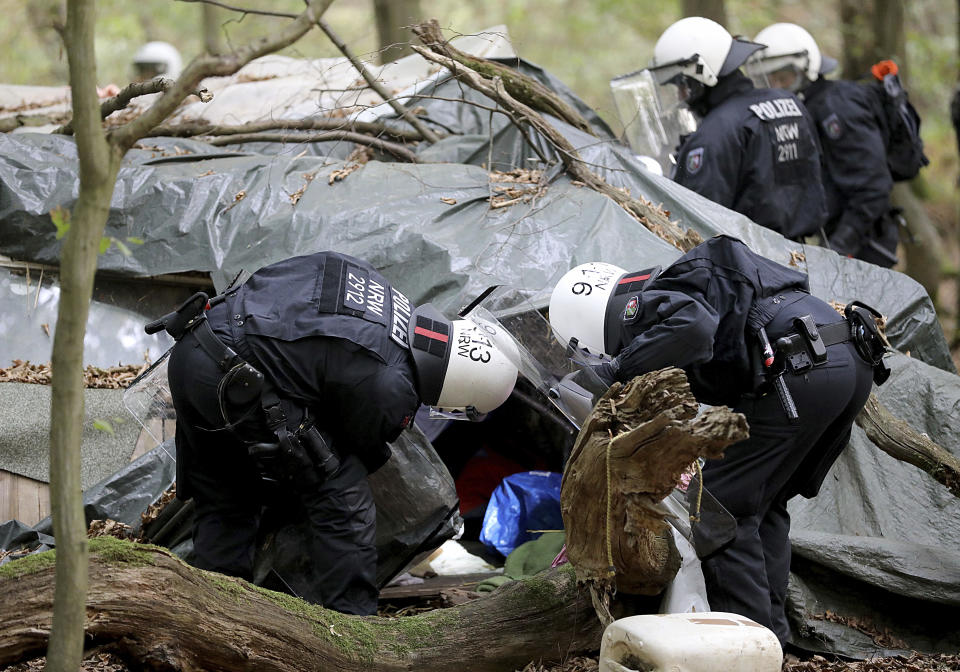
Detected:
[
  {"left": 774, "top": 315, "right": 828, "bottom": 374},
  {"left": 844, "top": 301, "right": 891, "bottom": 385}
]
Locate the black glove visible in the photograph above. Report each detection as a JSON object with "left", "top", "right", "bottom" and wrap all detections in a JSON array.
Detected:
[
  {"left": 590, "top": 360, "right": 619, "bottom": 387},
  {"left": 827, "top": 226, "right": 860, "bottom": 258}
]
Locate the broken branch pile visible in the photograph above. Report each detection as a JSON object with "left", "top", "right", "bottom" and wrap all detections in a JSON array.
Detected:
[{"left": 0, "top": 360, "right": 147, "bottom": 388}]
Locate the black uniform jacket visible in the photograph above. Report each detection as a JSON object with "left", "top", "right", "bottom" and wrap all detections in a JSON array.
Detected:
[
  {"left": 673, "top": 73, "right": 827, "bottom": 240},
  {"left": 608, "top": 235, "right": 810, "bottom": 407},
  {"left": 801, "top": 78, "right": 893, "bottom": 255},
  {"left": 209, "top": 251, "right": 420, "bottom": 472}
]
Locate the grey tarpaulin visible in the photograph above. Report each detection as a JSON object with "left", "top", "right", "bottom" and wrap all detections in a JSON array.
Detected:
[
  {"left": 783, "top": 351, "right": 960, "bottom": 656},
  {"left": 0, "top": 266, "right": 175, "bottom": 368},
  {"left": 0, "top": 53, "right": 958, "bottom": 655}
]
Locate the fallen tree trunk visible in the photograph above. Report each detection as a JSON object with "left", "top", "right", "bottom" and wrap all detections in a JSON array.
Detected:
[
  {"left": 0, "top": 538, "right": 603, "bottom": 672},
  {"left": 561, "top": 368, "right": 749, "bottom": 612},
  {"left": 856, "top": 393, "right": 960, "bottom": 498}
]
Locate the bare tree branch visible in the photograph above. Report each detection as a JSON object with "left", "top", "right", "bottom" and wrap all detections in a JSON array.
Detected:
[
  {"left": 56, "top": 78, "right": 212, "bottom": 135},
  {"left": 317, "top": 18, "right": 441, "bottom": 144},
  {"left": 856, "top": 393, "right": 960, "bottom": 498},
  {"left": 147, "top": 118, "right": 427, "bottom": 142},
  {"left": 410, "top": 44, "right": 701, "bottom": 252},
  {"left": 177, "top": 0, "right": 298, "bottom": 20},
  {"left": 110, "top": 0, "right": 335, "bottom": 151},
  {"left": 208, "top": 130, "right": 421, "bottom": 162},
  {"left": 412, "top": 19, "right": 596, "bottom": 136}
]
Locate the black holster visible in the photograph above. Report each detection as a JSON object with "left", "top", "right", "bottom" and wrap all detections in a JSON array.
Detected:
[{"left": 845, "top": 302, "right": 891, "bottom": 385}]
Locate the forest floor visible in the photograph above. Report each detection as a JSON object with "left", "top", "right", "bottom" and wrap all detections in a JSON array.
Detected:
[{"left": 10, "top": 650, "right": 960, "bottom": 672}]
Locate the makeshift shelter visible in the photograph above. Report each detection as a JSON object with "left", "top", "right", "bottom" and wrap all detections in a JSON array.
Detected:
[{"left": 0, "top": 28, "right": 957, "bottom": 659}]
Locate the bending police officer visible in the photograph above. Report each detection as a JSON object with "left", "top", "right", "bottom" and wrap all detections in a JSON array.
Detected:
[
  {"left": 648, "top": 17, "right": 827, "bottom": 241},
  {"left": 155, "top": 251, "right": 519, "bottom": 615},
  {"left": 548, "top": 235, "right": 888, "bottom": 645},
  {"left": 749, "top": 23, "right": 899, "bottom": 267}
]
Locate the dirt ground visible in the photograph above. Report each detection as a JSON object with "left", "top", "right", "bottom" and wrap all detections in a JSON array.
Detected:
[{"left": 8, "top": 650, "right": 959, "bottom": 671}]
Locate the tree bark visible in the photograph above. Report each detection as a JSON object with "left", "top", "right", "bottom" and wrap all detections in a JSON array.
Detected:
[
  {"left": 892, "top": 180, "right": 946, "bottom": 302},
  {"left": 148, "top": 119, "right": 427, "bottom": 143},
  {"left": 410, "top": 39, "right": 702, "bottom": 253},
  {"left": 202, "top": 3, "right": 225, "bottom": 56},
  {"left": 680, "top": 0, "right": 727, "bottom": 26},
  {"left": 561, "top": 369, "right": 748, "bottom": 605},
  {"left": 47, "top": 3, "right": 119, "bottom": 669},
  {"left": 856, "top": 393, "right": 960, "bottom": 498},
  {"left": 0, "top": 540, "right": 603, "bottom": 672},
  {"left": 373, "top": 0, "right": 421, "bottom": 63},
  {"left": 839, "top": 0, "right": 876, "bottom": 78}
]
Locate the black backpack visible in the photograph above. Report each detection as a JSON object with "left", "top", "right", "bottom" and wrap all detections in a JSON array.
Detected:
[{"left": 865, "top": 60, "right": 929, "bottom": 181}]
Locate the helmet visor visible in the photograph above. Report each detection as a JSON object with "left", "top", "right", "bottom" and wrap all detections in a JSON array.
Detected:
[
  {"left": 457, "top": 286, "right": 611, "bottom": 429},
  {"left": 609, "top": 68, "right": 700, "bottom": 177}
]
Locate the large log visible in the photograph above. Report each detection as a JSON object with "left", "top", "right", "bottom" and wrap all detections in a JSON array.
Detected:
[
  {"left": 0, "top": 538, "right": 603, "bottom": 672},
  {"left": 561, "top": 368, "right": 749, "bottom": 604}
]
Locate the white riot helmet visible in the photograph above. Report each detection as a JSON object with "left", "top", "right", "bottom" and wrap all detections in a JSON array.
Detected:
[
  {"left": 408, "top": 304, "right": 519, "bottom": 420},
  {"left": 650, "top": 17, "right": 764, "bottom": 91},
  {"left": 132, "top": 41, "right": 183, "bottom": 81},
  {"left": 749, "top": 23, "right": 838, "bottom": 93},
  {"left": 549, "top": 262, "right": 660, "bottom": 357}
]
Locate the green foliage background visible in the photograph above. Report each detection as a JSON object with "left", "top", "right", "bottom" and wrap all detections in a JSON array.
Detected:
[{"left": 0, "top": 0, "right": 956, "bottom": 204}]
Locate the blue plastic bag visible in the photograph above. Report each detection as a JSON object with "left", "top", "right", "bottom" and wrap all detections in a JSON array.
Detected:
[{"left": 479, "top": 471, "right": 563, "bottom": 556}]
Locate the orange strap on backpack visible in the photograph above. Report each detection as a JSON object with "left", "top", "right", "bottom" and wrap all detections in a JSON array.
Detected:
[{"left": 871, "top": 60, "right": 899, "bottom": 80}]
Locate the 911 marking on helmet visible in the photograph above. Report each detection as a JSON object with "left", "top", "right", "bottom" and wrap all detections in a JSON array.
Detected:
[
  {"left": 390, "top": 288, "right": 412, "bottom": 348},
  {"left": 749, "top": 98, "right": 803, "bottom": 121},
  {"left": 571, "top": 265, "right": 618, "bottom": 296}
]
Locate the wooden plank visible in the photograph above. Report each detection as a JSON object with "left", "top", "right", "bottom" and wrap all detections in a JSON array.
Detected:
[
  {"left": 378, "top": 573, "right": 495, "bottom": 600},
  {"left": 0, "top": 470, "right": 50, "bottom": 527}
]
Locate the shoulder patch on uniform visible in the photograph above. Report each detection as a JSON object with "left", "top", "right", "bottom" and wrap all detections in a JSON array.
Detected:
[
  {"left": 685, "top": 147, "right": 704, "bottom": 175},
  {"left": 623, "top": 295, "right": 639, "bottom": 320},
  {"left": 822, "top": 112, "right": 843, "bottom": 140}
]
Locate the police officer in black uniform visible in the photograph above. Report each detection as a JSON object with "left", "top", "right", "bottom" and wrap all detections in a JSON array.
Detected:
[
  {"left": 549, "top": 235, "right": 888, "bottom": 645},
  {"left": 648, "top": 17, "right": 827, "bottom": 241},
  {"left": 750, "top": 23, "right": 898, "bottom": 267},
  {"left": 153, "top": 251, "right": 518, "bottom": 615}
]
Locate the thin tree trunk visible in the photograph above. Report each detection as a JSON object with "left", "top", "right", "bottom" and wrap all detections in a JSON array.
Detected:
[
  {"left": 373, "top": 0, "right": 422, "bottom": 63},
  {"left": 202, "top": 4, "right": 224, "bottom": 56},
  {"left": 46, "top": 1, "right": 118, "bottom": 670},
  {"left": 839, "top": 0, "right": 876, "bottom": 78},
  {"left": 680, "top": 0, "right": 727, "bottom": 26},
  {"left": 43, "top": 2, "right": 335, "bottom": 669}
]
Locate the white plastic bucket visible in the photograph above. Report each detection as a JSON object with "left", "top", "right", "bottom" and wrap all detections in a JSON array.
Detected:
[{"left": 599, "top": 612, "right": 783, "bottom": 672}]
